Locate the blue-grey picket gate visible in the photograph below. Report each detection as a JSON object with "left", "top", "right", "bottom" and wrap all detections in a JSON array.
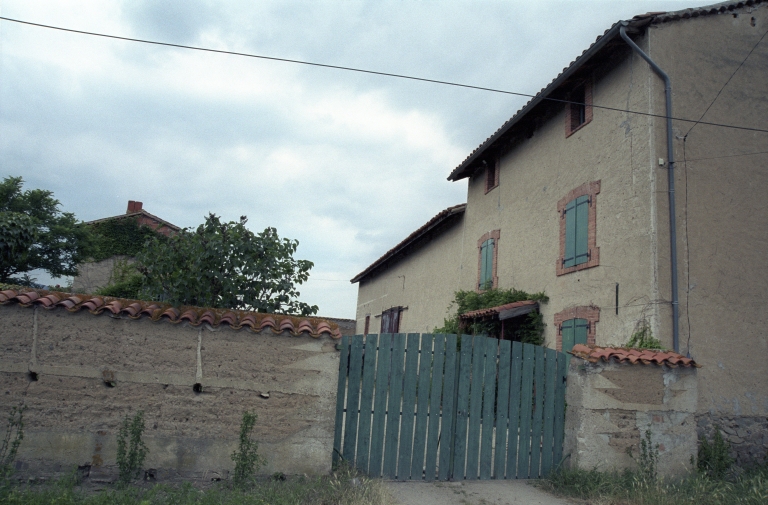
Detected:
[{"left": 332, "top": 333, "right": 568, "bottom": 480}]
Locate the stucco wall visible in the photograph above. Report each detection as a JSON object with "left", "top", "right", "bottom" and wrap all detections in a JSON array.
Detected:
[
  {"left": 72, "top": 256, "right": 130, "bottom": 294},
  {"left": 0, "top": 304, "right": 339, "bottom": 483},
  {"left": 564, "top": 358, "right": 698, "bottom": 477}
]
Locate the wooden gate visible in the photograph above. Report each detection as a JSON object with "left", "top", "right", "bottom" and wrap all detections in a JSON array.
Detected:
[{"left": 332, "top": 333, "right": 568, "bottom": 480}]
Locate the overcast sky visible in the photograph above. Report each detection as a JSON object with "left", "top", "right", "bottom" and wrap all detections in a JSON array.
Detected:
[{"left": 0, "top": 0, "right": 714, "bottom": 318}]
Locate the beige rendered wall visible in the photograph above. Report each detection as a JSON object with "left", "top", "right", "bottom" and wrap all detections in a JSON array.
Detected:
[
  {"left": 641, "top": 6, "right": 768, "bottom": 462},
  {"left": 355, "top": 217, "right": 465, "bottom": 334},
  {"left": 72, "top": 256, "right": 131, "bottom": 294},
  {"left": 0, "top": 304, "right": 339, "bottom": 482}
]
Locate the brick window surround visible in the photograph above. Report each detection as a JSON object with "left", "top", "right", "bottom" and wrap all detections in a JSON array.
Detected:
[
  {"left": 556, "top": 180, "right": 600, "bottom": 276},
  {"left": 554, "top": 305, "right": 600, "bottom": 352},
  {"left": 477, "top": 230, "right": 500, "bottom": 291},
  {"left": 565, "top": 79, "right": 593, "bottom": 138},
  {"left": 485, "top": 158, "right": 500, "bottom": 194}
]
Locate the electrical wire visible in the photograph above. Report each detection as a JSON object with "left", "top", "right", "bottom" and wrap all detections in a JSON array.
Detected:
[{"left": 2, "top": 15, "right": 768, "bottom": 134}]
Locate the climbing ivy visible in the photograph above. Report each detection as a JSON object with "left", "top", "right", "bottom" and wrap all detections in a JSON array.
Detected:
[
  {"left": 88, "top": 218, "right": 164, "bottom": 262},
  {"left": 433, "top": 288, "right": 548, "bottom": 345}
]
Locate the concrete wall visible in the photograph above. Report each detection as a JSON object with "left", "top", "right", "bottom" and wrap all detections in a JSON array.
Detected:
[
  {"left": 564, "top": 358, "right": 698, "bottom": 477},
  {"left": 72, "top": 256, "right": 130, "bottom": 294},
  {"left": 0, "top": 304, "right": 339, "bottom": 483}
]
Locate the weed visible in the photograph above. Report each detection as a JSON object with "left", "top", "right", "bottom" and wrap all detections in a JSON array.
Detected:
[
  {"left": 626, "top": 429, "right": 659, "bottom": 483},
  {"left": 698, "top": 426, "right": 733, "bottom": 480},
  {"left": 116, "top": 411, "right": 149, "bottom": 486},
  {"left": 231, "top": 411, "right": 265, "bottom": 488},
  {"left": 627, "top": 319, "right": 663, "bottom": 349},
  {"left": 0, "top": 403, "right": 25, "bottom": 478}
]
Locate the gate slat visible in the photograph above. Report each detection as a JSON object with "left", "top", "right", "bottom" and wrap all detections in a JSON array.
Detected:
[
  {"left": 332, "top": 335, "right": 350, "bottom": 467},
  {"left": 383, "top": 333, "right": 406, "bottom": 478},
  {"left": 356, "top": 334, "right": 379, "bottom": 473},
  {"left": 479, "top": 337, "right": 498, "bottom": 480},
  {"left": 368, "top": 333, "right": 392, "bottom": 477},
  {"left": 425, "top": 335, "right": 445, "bottom": 481},
  {"left": 529, "top": 345, "right": 546, "bottom": 477},
  {"left": 541, "top": 348, "right": 558, "bottom": 476},
  {"left": 466, "top": 336, "right": 485, "bottom": 479},
  {"left": 397, "top": 333, "right": 421, "bottom": 480},
  {"left": 493, "top": 339, "right": 511, "bottom": 479},
  {"left": 452, "top": 335, "right": 473, "bottom": 479},
  {"left": 516, "top": 343, "right": 535, "bottom": 478},
  {"left": 343, "top": 336, "right": 365, "bottom": 463},
  {"left": 553, "top": 353, "right": 568, "bottom": 468},
  {"left": 411, "top": 333, "right": 434, "bottom": 480},
  {"left": 437, "top": 334, "right": 458, "bottom": 481},
  {"left": 506, "top": 341, "right": 523, "bottom": 478}
]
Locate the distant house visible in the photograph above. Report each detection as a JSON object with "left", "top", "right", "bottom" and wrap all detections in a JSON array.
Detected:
[
  {"left": 72, "top": 201, "right": 180, "bottom": 293},
  {"left": 352, "top": 0, "right": 768, "bottom": 462}
]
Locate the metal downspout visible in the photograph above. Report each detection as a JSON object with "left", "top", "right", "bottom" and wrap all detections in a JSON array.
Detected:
[{"left": 620, "top": 23, "right": 680, "bottom": 353}]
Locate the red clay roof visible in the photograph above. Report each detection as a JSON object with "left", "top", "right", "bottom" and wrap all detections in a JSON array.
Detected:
[
  {"left": 448, "top": 0, "right": 766, "bottom": 181},
  {"left": 351, "top": 203, "right": 466, "bottom": 283},
  {"left": 460, "top": 300, "right": 538, "bottom": 319},
  {"left": 569, "top": 344, "right": 700, "bottom": 368},
  {"left": 0, "top": 288, "right": 341, "bottom": 339}
]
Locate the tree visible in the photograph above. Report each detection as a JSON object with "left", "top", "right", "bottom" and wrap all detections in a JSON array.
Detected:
[
  {"left": 136, "top": 214, "right": 318, "bottom": 315},
  {"left": 0, "top": 176, "right": 90, "bottom": 284}
]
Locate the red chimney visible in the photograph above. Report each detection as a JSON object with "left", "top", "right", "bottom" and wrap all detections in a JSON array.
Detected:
[{"left": 126, "top": 201, "right": 144, "bottom": 213}]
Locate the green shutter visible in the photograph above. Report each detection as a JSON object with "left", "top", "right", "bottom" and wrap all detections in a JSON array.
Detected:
[
  {"left": 574, "top": 195, "right": 589, "bottom": 265},
  {"left": 479, "top": 238, "right": 494, "bottom": 289},
  {"left": 563, "top": 199, "right": 577, "bottom": 268},
  {"left": 574, "top": 318, "right": 588, "bottom": 346},
  {"left": 561, "top": 319, "right": 575, "bottom": 353}
]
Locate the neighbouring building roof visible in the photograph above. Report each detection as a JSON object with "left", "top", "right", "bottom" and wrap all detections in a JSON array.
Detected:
[
  {"left": 460, "top": 300, "right": 539, "bottom": 320},
  {"left": 448, "top": 0, "right": 766, "bottom": 181},
  {"left": 569, "top": 343, "right": 700, "bottom": 367},
  {"left": 351, "top": 203, "right": 466, "bottom": 283},
  {"left": 0, "top": 287, "right": 342, "bottom": 339},
  {"left": 85, "top": 200, "right": 181, "bottom": 235}
]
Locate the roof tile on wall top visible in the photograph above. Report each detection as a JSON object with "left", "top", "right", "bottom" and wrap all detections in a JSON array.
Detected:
[
  {"left": 569, "top": 344, "right": 700, "bottom": 367},
  {"left": 0, "top": 288, "right": 341, "bottom": 339}
]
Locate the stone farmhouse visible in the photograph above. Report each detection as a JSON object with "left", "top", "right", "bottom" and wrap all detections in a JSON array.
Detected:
[{"left": 352, "top": 0, "right": 768, "bottom": 461}]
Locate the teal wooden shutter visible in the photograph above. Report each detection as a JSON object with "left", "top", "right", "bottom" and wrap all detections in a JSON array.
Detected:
[
  {"left": 479, "top": 238, "right": 494, "bottom": 289},
  {"left": 561, "top": 319, "right": 575, "bottom": 352},
  {"left": 574, "top": 195, "right": 589, "bottom": 265},
  {"left": 574, "top": 318, "right": 588, "bottom": 346},
  {"left": 563, "top": 199, "right": 577, "bottom": 268}
]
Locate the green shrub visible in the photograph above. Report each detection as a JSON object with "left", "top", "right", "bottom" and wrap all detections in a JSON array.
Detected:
[
  {"left": 626, "top": 319, "right": 664, "bottom": 349},
  {"left": 116, "top": 411, "right": 148, "bottom": 486},
  {"left": 231, "top": 411, "right": 265, "bottom": 488},
  {"left": 698, "top": 426, "right": 733, "bottom": 480}
]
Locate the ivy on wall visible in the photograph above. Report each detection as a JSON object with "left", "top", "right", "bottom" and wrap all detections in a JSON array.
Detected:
[{"left": 88, "top": 218, "right": 164, "bottom": 263}]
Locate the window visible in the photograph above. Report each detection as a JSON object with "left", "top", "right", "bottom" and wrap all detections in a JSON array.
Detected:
[
  {"left": 485, "top": 158, "right": 499, "bottom": 194},
  {"left": 565, "top": 80, "right": 593, "bottom": 137},
  {"left": 477, "top": 230, "right": 500, "bottom": 290},
  {"left": 557, "top": 181, "right": 600, "bottom": 276},
  {"left": 554, "top": 306, "right": 600, "bottom": 352},
  {"left": 380, "top": 307, "right": 402, "bottom": 333}
]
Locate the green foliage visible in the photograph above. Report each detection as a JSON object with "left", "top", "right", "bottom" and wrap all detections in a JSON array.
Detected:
[
  {"left": 88, "top": 218, "right": 162, "bottom": 263},
  {"left": 698, "top": 426, "right": 734, "bottom": 480},
  {"left": 0, "top": 404, "right": 25, "bottom": 478},
  {"left": 94, "top": 259, "right": 143, "bottom": 299},
  {"left": 0, "top": 177, "right": 90, "bottom": 282},
  {"left": 116, "top": 411, "right": 149, "bottom": 486},
  {"left": 231, "top": 411, "right": 265, "bottom": 488},
  {"left": 627, "top": 430, "right": 659, "bottom": 483},
  {"left": 627, "top": 319, "right": 664, "bottom": 349},
  {"left": 433, "top": 287, "right": 548, "bottom": 344},
  {"left": 136, "top": 214, "right": 318, "bottom": 315}
]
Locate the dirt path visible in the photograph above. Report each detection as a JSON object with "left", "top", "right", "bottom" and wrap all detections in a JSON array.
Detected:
[{"left": 385, "top": 479, "right": 576, "bottom": 505}]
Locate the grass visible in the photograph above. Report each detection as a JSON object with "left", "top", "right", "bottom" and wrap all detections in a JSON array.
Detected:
[
  {"left": 537, "top": 464, "right": 768, "bottom": 505},
  {"left": 0, "top": 464, "right": 394, "bottom": 505}
]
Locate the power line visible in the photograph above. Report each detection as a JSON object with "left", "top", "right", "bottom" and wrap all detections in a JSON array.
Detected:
[{"left": 2, "top": 15, "right": 768, "bottom": 134}]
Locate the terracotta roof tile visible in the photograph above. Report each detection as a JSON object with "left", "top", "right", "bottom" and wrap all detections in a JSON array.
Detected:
[
  {"left": 460, "top": 300, "right": 538, "bottom": 319},
  {"left": 0, "top": 287, "right": 341, "bottom": 339},
  {"left": 570, "top": 344, "right": 700, "bottom": 367}
]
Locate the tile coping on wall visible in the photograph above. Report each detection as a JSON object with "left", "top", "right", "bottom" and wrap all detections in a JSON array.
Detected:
[
  {"left": 0, "top": 287, "right": 342, "bottom": 339},
  {"left": 569, "top": 343, "right": 700, "bottom": 367}
]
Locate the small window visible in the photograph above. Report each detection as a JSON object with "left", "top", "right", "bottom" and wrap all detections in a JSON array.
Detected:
[
  {"left": 557, "top": 181, "right": 600, "bottom": 276},
  {"left": 565, "top": 80, "right": 593, "bottom": 137},
  {"left": 560, "top": 318, "right": 589, "bottom": 353},
  {"left": 485, "top": 159, "right": 499, "bottom": 194},
  {"left": 380, "top": 307, "right": 402, "bottom": 334},
  {"left": 477, "top": 230, "right": 500, "bottom": 290}
]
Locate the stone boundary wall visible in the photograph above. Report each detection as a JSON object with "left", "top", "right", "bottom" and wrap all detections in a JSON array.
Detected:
[
  {"left": 564, "top": 358, "right": 698, "bottom": 477},
  {"left": 0, "top": 304, "right": 340, "bottom": 484},
  {"left": 696, "top": 414, "right": 768, "bottom": 467}
]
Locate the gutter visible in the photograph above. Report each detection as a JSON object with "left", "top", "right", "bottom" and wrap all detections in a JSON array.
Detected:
[{"left": 619, "top": 24, "right": 680, "bottom": 353}]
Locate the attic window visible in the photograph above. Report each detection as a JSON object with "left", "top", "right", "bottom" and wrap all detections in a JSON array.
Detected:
[
  {"left": 566, "top": 80, "right": 593, "bottom": 137},
  {"left": 485, "top": 159, "right": 499, "bottom": 194}
]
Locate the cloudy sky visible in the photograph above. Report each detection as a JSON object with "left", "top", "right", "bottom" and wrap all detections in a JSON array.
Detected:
[{"left": 0, "top": 0, "right": 713, "bottom": 318}]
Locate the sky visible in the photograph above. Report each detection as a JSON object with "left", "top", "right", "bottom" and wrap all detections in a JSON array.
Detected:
[{"left": 0, "top": 0, "right": 715, "bottom": 319}]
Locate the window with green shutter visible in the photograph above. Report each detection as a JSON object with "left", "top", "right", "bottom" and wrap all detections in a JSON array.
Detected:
[
  {"left": 561, "top": 318, "right": 589, "bottom": 353},
  {"left": 563, "top": 195, "right": 590, "bottom": 268},
  {"left": 479, "top": 238, "right": 494, "bottom": 289}
]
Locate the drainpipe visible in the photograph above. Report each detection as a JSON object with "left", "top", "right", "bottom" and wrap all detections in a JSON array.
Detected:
[{"left": 620, "top": 23, "right": 679, "bottom": 353}]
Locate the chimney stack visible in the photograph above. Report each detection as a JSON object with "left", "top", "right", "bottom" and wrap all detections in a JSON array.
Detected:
[{"left": 126, "top": 201, "right": 144, "bottom": 213}]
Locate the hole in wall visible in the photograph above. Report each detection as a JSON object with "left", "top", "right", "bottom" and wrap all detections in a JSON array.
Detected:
[
  {"left": 193, "top": 383, "right": 202, "bottom": 393},
  {"left": 27, "top": 371, "right": 38, "bottom": 381},
  {"left": 751, "top": 17, "right": 757, "bottom": 27}
]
